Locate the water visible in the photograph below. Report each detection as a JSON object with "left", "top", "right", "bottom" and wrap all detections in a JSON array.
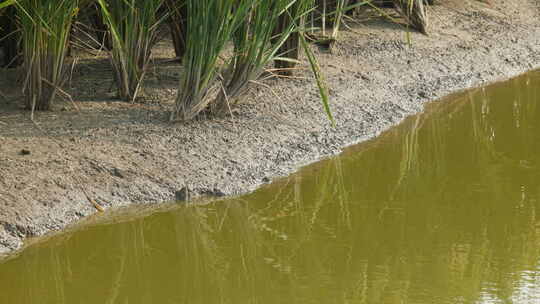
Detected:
[{"left": 0, "top": 71, "right": 539, "bottom": 304}]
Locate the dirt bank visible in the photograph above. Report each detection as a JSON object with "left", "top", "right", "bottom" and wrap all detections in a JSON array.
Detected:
[{"left": 1, "top": 0, "right": 540, "bottom": 257}]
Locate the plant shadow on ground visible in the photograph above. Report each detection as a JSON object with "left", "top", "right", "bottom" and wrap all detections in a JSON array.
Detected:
[
  {"left": 0, "top": 39, "right": 187, "bottom": 138},
  {"left": 0, "top": 28, "right": 313, "bottom": 139},
  {"left": 0, "top": 6, "right": 429, "bottom": 137},
  {"left": 0, "top": 1, "right": 537, "bottom": 139}
]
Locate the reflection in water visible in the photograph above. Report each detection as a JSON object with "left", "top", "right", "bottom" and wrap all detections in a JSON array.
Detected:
[{"left": 0, "top": 71, "right": 539, "bottom": 304}]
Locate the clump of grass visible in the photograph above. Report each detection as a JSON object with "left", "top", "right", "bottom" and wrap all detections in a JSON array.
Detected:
[
  {"left": 211, "top": 0, "right": 309, "bottom": 115},
  {"left": 96, "top": 0, "right": 167, "bottom": 102},
  {"left": 316, "top": 0, "right": 350, "bottom": 40},
  {"left": 330, "top": 0, "right": 349, "bottom": 40},
  {"left": 273, "top": 0, "right": 313, "bottom": 75},
  {"left": 394, "top": 0, "right": 429, "bottom": 34},
  {"left": 170, "top": 0, "right": 255, "bottom": 122},
  {"left": 0, "top": 1, "right": 15, "bottom": 10},
  {"left": 85, "top": 2, "right": 112, "bottom": 50},
  {"left": 0, "top": 5, "right": 21, "bottom": 68},
  {"left": 165, "top": 0, "right": 187, "bottom": 60},
  {"left": 170, "top": 0, "right": 333, "bottom": 123},
  {"left": 306, "top": 0, "right": 368, "bottom": 52},
  {"left": 14, "top": 0, "right": 78, "bottom": 111}
]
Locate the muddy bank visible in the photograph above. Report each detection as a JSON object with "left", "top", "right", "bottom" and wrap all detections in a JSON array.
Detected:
[{"left": 1, "top": 1, "right": 540, "bottom": 257}]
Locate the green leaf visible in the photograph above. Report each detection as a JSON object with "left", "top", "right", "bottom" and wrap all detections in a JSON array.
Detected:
[{"left": 0, "top": 0, "right": 15, "bottom": 10}]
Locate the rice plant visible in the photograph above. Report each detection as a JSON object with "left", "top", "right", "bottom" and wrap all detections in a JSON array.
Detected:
[
  {"left": 394, "top": 0, "right": 429, "bottom": 34},
  {"left": 273, "top": 0, "right": 314, "bottom": 75},
  {"left": 14, "top": 0, "right": 78, "bottom": 111},
  {"left": 273, "top": 0, "right": 366, "bottom": 72},
  {"left": 304, "top": 0, "right": 369, "bottom": 52},
  {"left": 211, "top": 0, "right": 309, "bottom": 115},
  {"left": 330, "top": 0, "right": 349, "bottom": 40},
  {"left": 0, "top": 1, "right": 15, "bottom": 9},
  {"left": 0, "top": 5, "right": 20, "bottom": 68},
  {"left": 165, "top": 0, "right": 187, "bottom": 60},
  {"left": 96, "top": 0, "right": 168, "bottom": 102},
  {"left": 170, "top": 0, "right": 255, "bottom": 122},
  {"left": 86, "top": 2, "right": 112, "bottom": 50},
  {"left": 315, "top": 0, "right": 351, "bottom": 40},
  {"left": 1, "top": 0, "right": 410, "bottom": 122}
]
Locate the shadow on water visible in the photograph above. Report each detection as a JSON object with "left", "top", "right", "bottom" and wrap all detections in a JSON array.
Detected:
[{"left": 0, "top": 71, "right": 539, "bottom": 304}]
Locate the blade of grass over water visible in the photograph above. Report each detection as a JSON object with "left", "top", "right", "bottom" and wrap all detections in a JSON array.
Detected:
[{"left": 299, "top": 29, "right": 334, "bottom": 125}]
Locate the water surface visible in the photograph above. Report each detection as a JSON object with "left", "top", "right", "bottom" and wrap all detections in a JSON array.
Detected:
[{"left": 0, "top": 71, "right": 539, "bottom": 304}]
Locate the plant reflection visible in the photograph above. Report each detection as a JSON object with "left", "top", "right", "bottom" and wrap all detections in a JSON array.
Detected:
[{"left": 0, "top": 72, "right": 539, "bottom": 304}]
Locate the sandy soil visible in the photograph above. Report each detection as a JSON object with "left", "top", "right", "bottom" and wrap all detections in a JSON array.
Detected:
[{"left": 1, "top": 0, "right": 540, "bottom": 257}]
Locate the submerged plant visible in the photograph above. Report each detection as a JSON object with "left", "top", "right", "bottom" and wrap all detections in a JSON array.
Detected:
[
  {"left": 14, "top": 0, "right": 78, "bottom": 111},
  {"left": 97, "top": 0, "right": 167, "bottom": 102}
]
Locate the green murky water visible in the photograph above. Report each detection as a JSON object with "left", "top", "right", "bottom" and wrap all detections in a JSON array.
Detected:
[{"left": 1, "top": 71, "right": 540, "bottom": 304}]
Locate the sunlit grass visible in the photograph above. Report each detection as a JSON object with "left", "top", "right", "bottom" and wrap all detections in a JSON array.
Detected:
[
  {"left": 169, "top": 0, "right": 255, "bottom": 121},
  {"left": 96, "top": 0, "right": 168, "bottom": 102},
  {"left": 394, "top": 0, "right": 429, "bottom": 34},
  {"left": 0, "top": 0, "right": 434, "bottom": 122},
  {"left": 14, "top": 0, "right": 78, "bottom": 112},
  {"left": 211, "top": 0, "right": 310, "bottom": 115}
]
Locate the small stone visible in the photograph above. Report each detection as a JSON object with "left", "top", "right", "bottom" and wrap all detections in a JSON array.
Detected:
[
  {"left": 212, "top": 188, "right": 226, "bottom": 197},
  {"left": 175, "top": 186, "right": 191, "bottom": 202},
  {"left": 19, "top": 149, "right": 31, "bottom": 156},
  {"left": 111, "top": 168, "right": 125, "bottom": 178}
]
